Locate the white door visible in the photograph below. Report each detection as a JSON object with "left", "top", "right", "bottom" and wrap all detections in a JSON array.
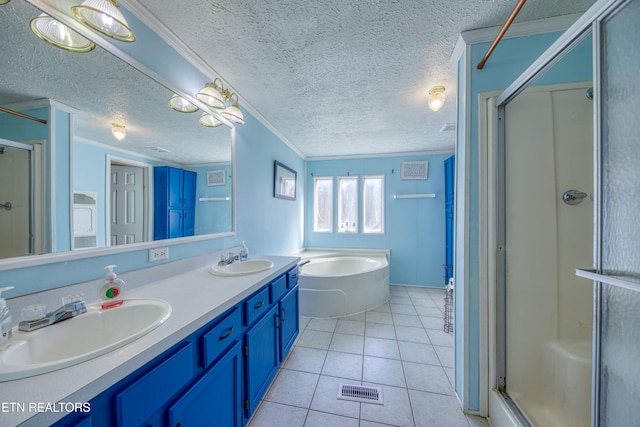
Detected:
[
  {"left": 110, "top": 165, "right": 144, "bottom": 245},
  {"left": 0, "top": 144, "right": 31, "bottom": 258}
]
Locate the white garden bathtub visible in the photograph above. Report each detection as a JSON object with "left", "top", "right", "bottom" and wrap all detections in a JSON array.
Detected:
[{"left": 296, "top": 249, "right": 390, "bottom": 318}]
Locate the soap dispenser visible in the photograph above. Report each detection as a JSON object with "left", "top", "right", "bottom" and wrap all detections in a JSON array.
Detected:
[
  {"left": 0, "top": 286, "right": 15, "bottom": 351},
  {"left": 239, "top": 241, "right": 249, "bottom": 262},
  {"left": 99, "top": 265, "right": 125, "bottom": 309}
]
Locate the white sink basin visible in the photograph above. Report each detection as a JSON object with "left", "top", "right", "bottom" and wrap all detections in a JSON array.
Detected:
[
  {"left": 209, "top": 259, "right": 274, "bottom": 276},
  {"left": 0, "top": 298, "right": 171, "bottom": 381}
]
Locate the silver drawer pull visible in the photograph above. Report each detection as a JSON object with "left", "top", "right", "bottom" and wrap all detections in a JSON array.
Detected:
[{"left": 254, "top": 301, "right": 264, "bottom": 310}]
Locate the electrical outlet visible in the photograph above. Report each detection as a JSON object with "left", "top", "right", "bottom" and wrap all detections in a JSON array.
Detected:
[{"left": 149, "top": 247, "right": 169, "bottom": 262}]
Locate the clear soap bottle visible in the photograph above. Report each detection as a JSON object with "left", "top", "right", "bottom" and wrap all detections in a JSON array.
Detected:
[{"left": 99, "top": 265, "right": 126, "bottom": 309}]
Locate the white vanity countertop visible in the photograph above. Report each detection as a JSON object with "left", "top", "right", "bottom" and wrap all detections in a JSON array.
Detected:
[{"left": 0, "top": 255, "right": 299, "bottom": 427}]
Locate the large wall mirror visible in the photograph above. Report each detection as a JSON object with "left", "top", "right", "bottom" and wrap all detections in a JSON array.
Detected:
[{"left": 0, "top": 0, "right": 234, "bottom": 263}]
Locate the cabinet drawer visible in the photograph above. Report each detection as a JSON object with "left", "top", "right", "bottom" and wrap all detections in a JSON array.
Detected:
[
  {"left": 287, "top": 267, "right": 299, "bottom": 288},
  {"left": 245, "top": 287, "right": 270, "bottom": 326},
  {"left": 116, "top": 343, "right": 195, "bottom": 427},
  {"left": 270, "top": 275, "right": 288, "bottom": 303},
  {"left": 202, "top": 306, "right": 242, "bottom": 367}
]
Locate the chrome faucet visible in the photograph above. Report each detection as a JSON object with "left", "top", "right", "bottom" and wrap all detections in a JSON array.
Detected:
[
  {"left": 18, "top": 298, "right": 87, "bottom": 332},
  {"left": 218, "top": 252, "right": 239, "bottom": 266}
]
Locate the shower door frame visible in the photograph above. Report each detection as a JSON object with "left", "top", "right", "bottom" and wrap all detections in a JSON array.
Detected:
[{"left": 489, "top": 0, "right": 627, "bottom": 425}]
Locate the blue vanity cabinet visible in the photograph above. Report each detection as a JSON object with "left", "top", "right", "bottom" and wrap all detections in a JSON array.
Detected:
[
  {"left": 244, "top": 282, "right": 299, "bottom": 419},
  {"left": 154, "top": 166, "right": 197, "bottom": 240},
  {"left": 53, "top": 268, "right": 299, "bottom": 427},
  {"left": 279, "top": 286, "right": 299, "bottom": 360},
  {"left": 168, "top": 341, "right": 243, "bottom": 427}
]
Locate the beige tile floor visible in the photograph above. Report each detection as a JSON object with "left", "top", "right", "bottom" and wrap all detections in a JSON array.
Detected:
[{"left": 247, "top": 285, "right": 489, "bottom": 427}]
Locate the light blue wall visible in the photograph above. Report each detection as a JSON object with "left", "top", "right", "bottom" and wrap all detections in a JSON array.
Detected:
[
  {"left": 306, "top": 154, "right": 451, "bottom": 287},
  {"left": 234, "top": 118, "right": 305, "bottom": 256},
  {"left": 455, "top": 32, "right": 593, "bottom": 410},
  {"left": 192, "top": 164, "right": 233, "bottom": 235}
]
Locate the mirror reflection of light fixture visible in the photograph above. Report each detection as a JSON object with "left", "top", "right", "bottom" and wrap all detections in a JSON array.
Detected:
[
  {"left": 168, "top": 94, "right": 199, "bottom": 113},
  {"left": 428, "top": 86, "right": 446, "bottom": 112},
  {"left": 71, "top": 0, "right": 135, "bottom": 42},
  {"left": 195, "top": 81, "right": 226, "bottom": 109},
  {"left": 198, "top": 113, "right": 223, "bottom": 128},
  {"left": 30, "top": 14, "right": 96, "bottom": 53},
  {"left": 111, "top": 123, "right": 126, "bottom": 140}
]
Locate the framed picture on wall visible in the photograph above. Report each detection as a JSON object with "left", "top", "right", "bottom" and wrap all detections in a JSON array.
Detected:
[
  {"left": 273, "top": 160, "right": 297, "bottom": 200},
  {"left": 207, "top": 170, "right": 226, "bottom": 186}
]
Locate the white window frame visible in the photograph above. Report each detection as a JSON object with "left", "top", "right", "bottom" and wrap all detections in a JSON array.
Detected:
[
  {"left": 313, "top": 176, "right": 333, "bottom": 233},
  {"left": 337, "top": 176, "right": 358, "bottom": 233},
  {"left": 362, "top": 175, "right": 385, "bottom": 234}
]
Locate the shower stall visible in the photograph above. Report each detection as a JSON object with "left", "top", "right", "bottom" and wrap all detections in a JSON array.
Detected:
[{"left": 502, "top": 84, "right": 594, "bottom": 427}]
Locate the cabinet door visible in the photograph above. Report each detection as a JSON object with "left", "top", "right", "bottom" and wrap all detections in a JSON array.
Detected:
[
  {"left": 245, "top": 304, "right": 280, "bottom": 417},
  {"left": 168, "top": 167, "right": 184, "bottom": 208},
  {"left": 279, "top": 286, "right": 299, "bottom": 361},
  {"left": 182, "top": 170, "right": 197, "bottom": 208},
  {"left": 169, "top": 341, "right": 243, "bottom": 427},
  {"left": 182, "top": 209, "right": 195, "bottom": 237},
  {"left": 168, "top": 209, "right": 183, "bottom": 239}
]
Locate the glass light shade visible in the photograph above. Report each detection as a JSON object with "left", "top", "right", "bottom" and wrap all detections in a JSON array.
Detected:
[
  {"left": 220, "top": 103, "right": 245, "bottom": 125},
  {"left": 428, "top": 86, "right": 445, "bottom": 112},
  {"left": 195, "top": 84, "right": 226, "bottom": 109},
  {"left": 30, "top": 14, "right": 96, "bottom": 53},
  {"left": 168, "top": 95, "right": 198, "bottom": 113},
  {"left": 71, "top": 0, "right": 135, "bottom": 42},
  {"left": 198, "top": 113, "right": 223, "bottom": 128},
  {"left": 0, "top": 0, "right": 11, "bottom": 5},
  {"left": 111, "top": 123, "right": 126, "bottom": 140}
]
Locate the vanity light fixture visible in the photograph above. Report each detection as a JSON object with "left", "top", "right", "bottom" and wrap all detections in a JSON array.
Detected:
[
  {"left": 198, "top": 113, "right": 223, "bottom": 128},
  {"left": 30, "top": 14, "right": 96, "bottom": 53},
  {"left": 111, "top": 123, "right": 126, "bottom": 141},
  {"left": 427, "top": 86, "right": 446, "bottom": 112},
  {"left": 220, "top": 93, "right": 245, "bottom": 125},
  {"left": 196, "top": 78, "right": 245, "bottom": 125},
  {"left": 195, "top": 81, "right": 226, "bottom": 109},
  {"left": 168, "top": 94, "right": 199, "bottom": 113},
  {"left": 71, "top": 0, "right": 135, "bottom": 42}
]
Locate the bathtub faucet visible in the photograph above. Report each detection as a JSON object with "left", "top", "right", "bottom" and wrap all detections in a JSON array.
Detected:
[{"left": 298, "top": 260, "right": 311, "bottom": 268}]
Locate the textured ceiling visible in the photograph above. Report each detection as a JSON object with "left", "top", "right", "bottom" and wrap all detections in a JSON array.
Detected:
[
  {"left": 1, "top": 0, "right": 597, "bottom": 161},
  {"left": 133, "top": 0, "right": 596, "bottom": 158}
]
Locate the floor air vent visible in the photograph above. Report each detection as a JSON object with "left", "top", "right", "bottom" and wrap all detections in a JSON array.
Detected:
[{"left": 337, "top": 384, "right": 384, "bottom": 405}]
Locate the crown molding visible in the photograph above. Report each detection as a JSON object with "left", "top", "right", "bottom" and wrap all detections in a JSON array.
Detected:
[{"left": 450, "top": 13, "right": 583, "bottom": 63}]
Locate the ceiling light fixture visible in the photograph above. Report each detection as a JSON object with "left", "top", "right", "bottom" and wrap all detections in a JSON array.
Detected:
[
  {"left": 198, "top": 113, "right": 223, "bottom": 128},
  {"left": 111, "top": 123, "right": 126, "bottom": 140},
  {"left": 427, "top": 86, "right": 446, "bottom": 112},
  {"left": 71, "top": 0, "right": 135, "bottom": 42},
  {"left": 168, "top": 94, "right": 199, "bottom": 113},
  {"left": 30, "top": 14, "right": 96, "bottom": 53}
]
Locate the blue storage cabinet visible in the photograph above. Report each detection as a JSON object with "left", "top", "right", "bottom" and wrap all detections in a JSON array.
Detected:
[
  {"left": 53, "top": 267, "right": 298, "bottom": 427},
  {"left": 154, "top": 166, "right": 196, "bottom": 240},
  {"left": 444, "top": 155, "right": 455, "bottom": 284}
]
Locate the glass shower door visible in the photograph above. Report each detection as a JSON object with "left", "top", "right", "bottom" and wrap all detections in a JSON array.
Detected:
[{"left": 588, "top": 0, "right": 640, "bottom": 425}]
